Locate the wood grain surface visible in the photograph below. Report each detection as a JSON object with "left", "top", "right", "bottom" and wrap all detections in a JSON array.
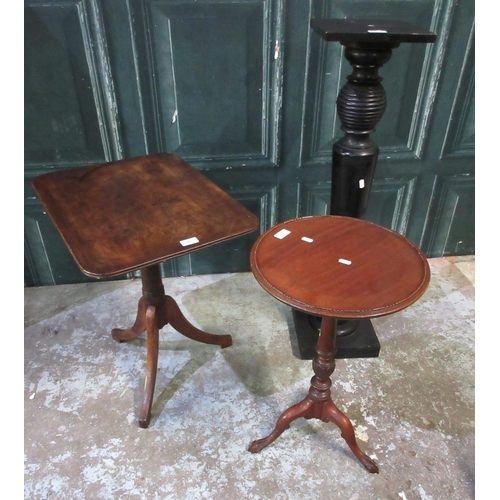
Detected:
[
  {"left": 33, "top": 153, "right": 259, "bottom": 278},
  {"left": 251, "top": 216, "right": 430, "bottom": 319}
]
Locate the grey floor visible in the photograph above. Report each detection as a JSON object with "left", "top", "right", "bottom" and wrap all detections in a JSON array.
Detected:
[{"left": 24, "top": 256, "right": 475, "bottom": 499}]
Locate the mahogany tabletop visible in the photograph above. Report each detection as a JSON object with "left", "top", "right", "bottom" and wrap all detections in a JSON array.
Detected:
[
  {"left": 33, "top": 153, "right": 259, "bottom": 278},
  {"left": 250, "top": 216, "right": 430, "bottom": 319}
]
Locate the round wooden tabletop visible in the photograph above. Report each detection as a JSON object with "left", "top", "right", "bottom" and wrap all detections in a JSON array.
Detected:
[{"left": 250, "top": 216, "right": 430, "bottom": 319}]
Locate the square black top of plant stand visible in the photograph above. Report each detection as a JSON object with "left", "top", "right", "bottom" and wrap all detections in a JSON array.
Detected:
[{"left": 311, "top": 19, "right": 437, "bottom": 44}]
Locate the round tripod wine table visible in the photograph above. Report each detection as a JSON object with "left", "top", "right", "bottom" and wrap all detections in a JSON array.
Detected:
[{"left": 248, "top": 216, "right": 430, "bottom": 473}]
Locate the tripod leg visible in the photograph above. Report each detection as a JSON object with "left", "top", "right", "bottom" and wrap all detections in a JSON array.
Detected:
[
  {"left": 248, "top": 396, "right": 315, "bottom": 453},
  {"left": 165, "top": 295, "right": 232, "bottom": 348},
  {"left": 322, "top": 399, "right": 379, "bottom": 473},
  {"left": 138, "top": 305, "right": 159, "bottom": 428}
]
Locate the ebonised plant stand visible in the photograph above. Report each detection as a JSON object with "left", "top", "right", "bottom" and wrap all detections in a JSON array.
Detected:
[{"left": 293, "top": 19, "right": 436, "bottom": 360}]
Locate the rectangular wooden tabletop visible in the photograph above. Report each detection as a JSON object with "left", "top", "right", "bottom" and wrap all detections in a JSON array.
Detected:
[{"left": 33, "top": 154, "right": 259, "bottom": 278}]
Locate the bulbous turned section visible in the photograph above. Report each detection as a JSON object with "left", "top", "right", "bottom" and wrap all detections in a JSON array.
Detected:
[
  {"left": 337, "top": 82, "right": 387, "bottom": 134},
  {"left": 344, "top": 45, "right": 394, "bottom": 83},
  {"left": 335, "top": 44, "right": 394, "bottom": 136}
]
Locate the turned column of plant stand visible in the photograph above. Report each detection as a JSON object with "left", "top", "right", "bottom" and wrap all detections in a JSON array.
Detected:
[{"left": 292, "top": 19, "right": 436, "bottom": 360}]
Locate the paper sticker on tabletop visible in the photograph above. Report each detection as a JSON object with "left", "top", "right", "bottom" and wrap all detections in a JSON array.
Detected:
[
  {"left": 180, "top": 237, "right": 200, "bottom": 247},
  {"left": 274, "top": 229, "right": 291, "bottom": 239},
  {"left": 338, "top": 258, "right": 352, "bottom": 265}
]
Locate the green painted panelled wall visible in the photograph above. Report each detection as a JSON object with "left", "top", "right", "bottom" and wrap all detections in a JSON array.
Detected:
[{"left": 24, "top": 0, "right": 475, "bottom": 287}]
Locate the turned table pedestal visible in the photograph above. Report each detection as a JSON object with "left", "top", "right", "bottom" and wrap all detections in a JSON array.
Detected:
[
  {"left": 248, "top": 216, "right": 430, "bottom": 473},
  {"left": 33, "top": 153, "right": 259, "bottom": 428}
]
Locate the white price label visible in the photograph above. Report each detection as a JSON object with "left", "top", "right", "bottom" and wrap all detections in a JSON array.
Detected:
[{"left": 180, "top": 237, "right": 200, "bottom": 247}]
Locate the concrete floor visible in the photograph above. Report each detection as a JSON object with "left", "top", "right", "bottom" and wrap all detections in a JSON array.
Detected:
[{"left": 24, "top": 256, "right": 475, "bottom": 499}]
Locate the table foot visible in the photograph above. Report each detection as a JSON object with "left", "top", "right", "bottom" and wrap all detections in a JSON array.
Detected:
[
  {"left": 248, "top": 397, "right": 314, "bottom": 453},
  {"left": 111, "top": 297, "right": 147, "bottom": 342}
]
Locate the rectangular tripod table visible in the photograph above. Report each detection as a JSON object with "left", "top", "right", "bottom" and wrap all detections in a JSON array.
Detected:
[{"left": 33, "top": 153, "right": 259, "bottom": 427}]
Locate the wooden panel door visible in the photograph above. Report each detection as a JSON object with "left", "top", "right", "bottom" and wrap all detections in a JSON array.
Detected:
[{"left": 24, "top": 0, "right": 474, "bottom": 287}]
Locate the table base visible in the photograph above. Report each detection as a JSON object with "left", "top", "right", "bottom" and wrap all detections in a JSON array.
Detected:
[
  {"left": 111, "top": 264, "right": 232, "bottom": 428},
  {"left": 248, "top": 317, "right": 379, "bottom": 473}
]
